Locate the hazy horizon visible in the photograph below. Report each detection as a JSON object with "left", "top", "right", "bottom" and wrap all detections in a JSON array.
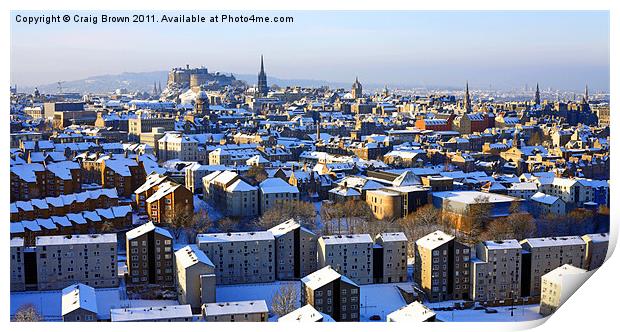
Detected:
[{"left": 11, "top": 11, "right": 610, "bottom": 91}]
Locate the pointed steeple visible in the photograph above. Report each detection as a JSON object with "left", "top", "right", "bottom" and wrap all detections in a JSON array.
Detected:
[
  {"left": 534, "top": 83, "right": 541, "bottom": 106},
  {"left": 257, "top": 55, "right": 268, "bottom": 97},
  {"left": 464, "top": 81, "right": 472, "bottom": 112}
]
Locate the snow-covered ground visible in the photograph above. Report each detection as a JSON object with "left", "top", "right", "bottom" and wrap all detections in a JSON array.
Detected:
[
  {"left": 430, "top": 303, "right": 543, "bottom": 322},
  {"left": 10, "top": 287, "right": 180, "bottom": 321},
  {"left": 215, "top": 280, "right": 410, "bottom": 322},
  {"left": 359, "top": 282, "right": 409, "bottom": 321},
  {"left": 216, "top": 281, "right": 301, "bottom": 310}
]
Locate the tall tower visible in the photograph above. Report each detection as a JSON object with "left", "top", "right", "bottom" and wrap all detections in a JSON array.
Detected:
[
  {"left": 534, "top": 83, "right": 541, "bottom": 106},
  {"left": 152, "top": 81, "right": 158, "bottom": 96},
  {"left": 583, "top": 84, "right": 589, "bottom": 103},
  {"left": 257, "top": 55, "right": 269, "bottom": 97},
  {"left": 352, "top": 77, "right": 363, "bottom": 99},
  {"left": 464, "top": 81, "right": 472, "bottom": 112},
  {"left": 195, "top": 89, "right": 210, "bottom": 116}
]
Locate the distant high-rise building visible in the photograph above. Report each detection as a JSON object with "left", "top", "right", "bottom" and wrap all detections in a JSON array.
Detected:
[
  {"left": 352, "top": 77, "right": 362, "bottom": 99},
  {"left": 583, "top": 84, "right": 589, "bottom": 103},
  {"left": 257, "top": 55, "right": 269, "bottom": 97},
  {"left": 535, "top": 83, "right": 541, "bottom": 106}
]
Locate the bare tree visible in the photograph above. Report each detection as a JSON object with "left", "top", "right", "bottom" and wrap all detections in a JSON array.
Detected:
[
  {"left": 166, "top": 206, "right": 194, "bottom": 240},
  {"left": 246, "top": 164, "right": 268, "bottom": 183},
  {"left": 12, "top": 304, "right": 42, "bottom": 322},
  {"left": 398, "top": 204, "right": 443, "bottom": 254},
  {"left": 217, "top": 217, "right": 240, "bottom": 232},
  {"left": 465, "top": 196, "right": 492, "bottom": 243},
  {"left": 186, "top": 209, "right": 213, "bottom": 243},
  {"left": 259, "top": 200, "right": 317, "bottom": 231},
  {"left": 271, "top": 283, "right": 299, "bottom": 318}
]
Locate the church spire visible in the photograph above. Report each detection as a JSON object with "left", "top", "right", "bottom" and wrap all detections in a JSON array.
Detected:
[
  {"left": 257, "top": 55, "right": 268, "bottom": 97},
  {"left": 534, "top": 83, "right": 541, "bottom": 106},
  {"left": 464, "top": 81, "right": 472, "bottom": 112}
]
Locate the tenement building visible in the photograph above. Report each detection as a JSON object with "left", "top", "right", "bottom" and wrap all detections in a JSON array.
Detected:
[
  {"left": 196, "top": 231, "right": 275, "bottom": 285},
  {"left": 470, "top": 239, "right": 522, "bottom": 301},
  {"left": 268, "top": 219, "right": 318, "bottom": 280},
  {"left": 373, "top": 232, "right": 408, "bottom": 283},
  {"left": 301, "top": 266, "right": 360, "bottom": 322},
  {"left": 414, "top": 230, "right": 470, "bottom": 302},
  {"left": 318, "top": 234, "right": 374, "bottom": 285},
  {"left": 520, "top": 236, "right": 586, "bottom": 297},
  {"left": 126, "top": 222, "right": 174, "bottom": 285}
]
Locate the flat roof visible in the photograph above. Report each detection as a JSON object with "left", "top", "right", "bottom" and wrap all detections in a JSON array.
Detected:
[
  {"left": 110, "top": 305, "right": 193, "bottom": 322},
  {"left": 36, "top": 233, "right": 117, "bottom": 246},
  {"left": 202, "top": 300, "right": 268, "bottom": 316}
]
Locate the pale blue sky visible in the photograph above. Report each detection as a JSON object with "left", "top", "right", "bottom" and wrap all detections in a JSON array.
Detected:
[{"left": 11, "top": 11, "right": 610, "bottom": 91}]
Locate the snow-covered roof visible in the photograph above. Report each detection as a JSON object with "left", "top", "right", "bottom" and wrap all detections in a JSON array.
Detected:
[
  {"left": 482, "top": 239, "right": 522, "bottom": 250},
  {"left": 110, "top": 305, "right": 193, "bottom": 322},
  {"left": 508, "top": 182, "right": 539, "bottom": 191},
  {"left": 542, "top": 264, "right": 588, "bottom": 284},
  {"left": 202, "top": 300, "right": 268, "bottom": 316},
  {"left": 278, "top": 304, "right": 334, "bottom": 322},
  {"left": 135, "top": 172, "right": 168, "bottom": 194},
  {"left": 269, "top": 218, "right": 303, "bottom": 237},
  {"left": 432, "top": 191, "right": 519, "bottom": 204},
  {"left": 301, "top": 266, "right": 357, "bottom": 290},
  {"left": 319, "top": 234, "right": 373, "bottom": 245},
  {"left": 62, "top": 283, "right": 98, "bottom": 316},
  {"left": 415, "top": 230, "right": 454, "bottom": 250},
  {"left": 145, "top": 181, "right": 181, "bottom": 203},
  {"left": 521, "top": 236, "right": 585, "bottom": 249},
  {"left": 175, "top": 244, "right": 214, "bottom": 269},
  {"left": 36, "top": 233, "right": 116, "bottom": 246},
  {"left": 226, "top": 178, "right": 257, "bottom": 192},
  {"left": 582, "top": 233, "right": 609, "bottom": 243},
  {"left": 377, "top": 232, "right": 408, "bottom": 242},
  {"left": 126, "top": 222, "right": 172, "bottom": 240},
  {"left": 259, "top": 177, "right": 299, "bottom": 194},
  {"left": 387, "top": 301, "right": 435, "bottom": 322},
  {"left": 531, "top": 192, "right": 561, "bottom": 205},
  {"left": 197, "top": 231, "right": 274, "bottom": 244}
]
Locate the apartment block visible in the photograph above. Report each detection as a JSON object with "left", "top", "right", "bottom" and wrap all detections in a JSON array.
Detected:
[
  {"left": 196, "top": 231, "right": 275, "bottom": 285},
  {"left": 135, "top": 173, "right": 194, "bottom": 224},
  {"left": 539, "top": 264, "right": 590, "bottom": 316},
  {"left": 373, "top": 232, "right": 408, "bottom": 283},
  {"left": 175, "top": 245, "right": 216, "bottom": 312},
  {"left": 10, "top": 237, "right": 25, "bottom": 291},
  {"left": 470, "top": 239, "right": 522, "bottom": 301},
  {"left": 520, "top": 236, "right": 586, "bottom": 297},
  {"left": 301, "top": 266, "right": 360, "bottom": 322},
  {"left": 278, "top": 304, "right": 335, "bottom": 322},
  {"left": 126, "top": 222, "right": 174, "bottom": 285},
  {"left": 318, "top": 234, "right": 373, "bottom": 285},
  {"left": 268, "top": 219, "right": 318, "bottom": 280},
  {"left": 258, "top": 177, "right": 300, "bottom": 215},
  {"left": 202, "top": 170, "right": 258, "bottom": 217},
  {"left": 202, "top": 300, "right": 268, "bottom": 322},
  {"left": 35, "top": 233, "right": 118, "bottom": 290},
  {"left": 111, "top": 305, "right": 194, "bottom": 322},
  {"left": 414, "top": 230, "right": 471, "bottom": 302},
  {"left": 62, "top": 283, "right": 99, "bottom": 322},
  {"left": 582, "top": 233, "right": 609, "bottom": 270}
]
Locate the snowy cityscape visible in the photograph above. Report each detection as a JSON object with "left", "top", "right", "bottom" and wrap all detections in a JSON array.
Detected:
[{"left": 8, "top": 10, "right": 611, "bottom": 324}]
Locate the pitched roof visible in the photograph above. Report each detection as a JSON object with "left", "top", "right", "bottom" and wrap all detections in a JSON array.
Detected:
[
  {"left": 61, "top": 283, "right": 98, "bottom": 316},
  {"left": 126, "top": 222, "right": 172, "bottom": 240}
]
